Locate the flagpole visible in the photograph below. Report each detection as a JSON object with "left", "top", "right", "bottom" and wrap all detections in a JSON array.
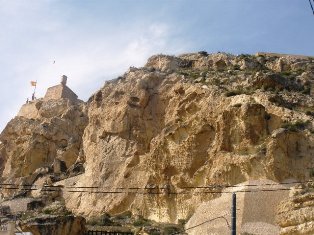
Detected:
[
  {"left": 33, "top": 80, "right": 37, "bottom": 98},
  {"left": 31, "top": 80, "right": 37, "bottom": 100}
]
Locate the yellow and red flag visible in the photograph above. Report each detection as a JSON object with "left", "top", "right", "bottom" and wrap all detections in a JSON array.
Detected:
[{"left": 30, "top": 81, "right": 37, "bottom": 86}]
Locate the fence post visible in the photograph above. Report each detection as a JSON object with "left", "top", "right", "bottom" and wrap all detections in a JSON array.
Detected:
[{"left": 231, "top": 192, "right": 236, "bottom": 235}]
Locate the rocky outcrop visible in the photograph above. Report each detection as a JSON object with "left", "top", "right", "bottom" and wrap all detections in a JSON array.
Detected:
[
  {"left": 276, "top": 182, "right": 314, "bottom": 235},
  {"left": 0, "top": 98, "right": 88, "bottom": 197},
  {"left": 19, "top": 215, "right": 86, "bottom": 235},
  {"left": 1, "top": 52, "right": 314, "bottom": 227},
  {"left": 61, "top": 53, "right": 314, "bottom": 223}
]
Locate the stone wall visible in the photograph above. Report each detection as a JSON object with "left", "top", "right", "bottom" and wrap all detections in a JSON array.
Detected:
[
  {"left": 61, "top": 85, "right": 78, "bottom": 102},
  {"left": 44, "top": 85, "right": 63, "bottom": 101},
  {"left": 44, "top": 85, "right": 78, "bottom": 102}
]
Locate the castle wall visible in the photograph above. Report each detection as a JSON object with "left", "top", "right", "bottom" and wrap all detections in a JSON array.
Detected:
[
  {"left": 44, "top": 85, "right": 63, "bottom": 101},
  {"left": 44, "top": 85, "right": 78, "bottom": 102},
  {"left": 61, "top": 86, "right": 78, "bottom": 102}
]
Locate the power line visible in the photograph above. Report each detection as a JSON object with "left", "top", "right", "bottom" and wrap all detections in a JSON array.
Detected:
[
  {"left": 185, "top": 215, "right": 230, "bottom": 231},
  {"left": 309, "top": 0, "right": 314, "bottom": 15},
  {"left": 170, "top": 214, "right": 231, "bottom": 235},
  {"left": 0, "top": 185, "right": 298, "bottom": 195},
  {"left": 181, "top": 180, "right": 311, "bottom": 189},
  {"left": 0, "top": 179, "right": 312, "bottom": 191}
]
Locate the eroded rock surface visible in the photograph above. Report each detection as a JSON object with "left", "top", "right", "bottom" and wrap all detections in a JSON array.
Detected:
[
  {"left": 0, "top": 98, "right": 88, "bottom": 197},
  {"left": 276, "top": 182, "right": 314, "bottom": 235},
  {"left": 0, "top": 52, "right": 314, "bottom": 227},
  {"left": 62, "top": 53, "right": 314, "bottom": 223}
]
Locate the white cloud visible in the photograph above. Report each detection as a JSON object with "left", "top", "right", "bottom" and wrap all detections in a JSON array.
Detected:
[{"left": 0, "top": 2, "right": 190, "bottom": 131}]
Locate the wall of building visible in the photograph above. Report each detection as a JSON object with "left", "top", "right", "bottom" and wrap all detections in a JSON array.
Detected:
[
  {"left": 44, "top": 85, "right": 64, "bottom": 101},
  {"left": 44, "top": 85, "right": 78, "bottom": 103},
  {"left": 61, "top": 86, "right": 78, "bottom": 102}
]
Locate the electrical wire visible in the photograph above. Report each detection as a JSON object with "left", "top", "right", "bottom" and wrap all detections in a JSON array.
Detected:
[
  {"left": 0, "top": 185, "right": 299, "bottom": 195},
  {"left": 171, "top": 214, "right": 230, "bottom": 235},
  {"left": 309, "top": 0, "right": 314, "bottom": 15},
  {"left": 185, "top": 215, "right": 230, "bottom": 231},
  {"left": 181, "top": 180, "right": 310, "bottom": 189},
  {"left": 0, "top": 179, "right": 312, "bottom": 191}
]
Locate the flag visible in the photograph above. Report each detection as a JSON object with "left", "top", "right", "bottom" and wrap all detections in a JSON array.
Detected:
[{"left": 30, "top": 81, "right": 37, "bottom": 86}]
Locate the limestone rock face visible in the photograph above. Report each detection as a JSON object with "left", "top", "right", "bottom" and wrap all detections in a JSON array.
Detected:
[
  {"left": 0, "top": 98, "right": 88, "bottom": 189},
  {"left": 61, "top": 53, "right": 314, "bottom": 223},
  {"left": 276, "top": 182, "right": 314, "bottom": 235},
  {"left": 1, "top": 52, "right": 314, "bottom": 226}
]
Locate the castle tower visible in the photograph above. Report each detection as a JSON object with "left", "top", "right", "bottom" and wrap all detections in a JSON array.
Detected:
[
  {"left": 61, "top": 75, "right": 67, "bottom": 86},
  {"left": 44, "top": 75, "right": 78, "bottom": 102}
]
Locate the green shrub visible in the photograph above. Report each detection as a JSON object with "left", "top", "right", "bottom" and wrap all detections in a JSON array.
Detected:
[
  {"left": 302, "top": 86, "right": 311, "bottom": 95},
  {"left": 163, "top": 225, "right": 181, "bottom": 235},
  {"left": 178, "top": 69, "right": 200, "bottom": 79},
  {"left": 233, "top": 64, "right": 241, "bottom": 70},
  {"left": 114, "top": 211, "right": 132, "bottom": 220},
  {"left": 87, "top": 217, "right": 102, "bottom": 226},
  {"left": 264, "top": 113, "right": 271, "bottom": 120},
  {"left": 279, "top": 71, "right": 292, "bottom": 77},
  {"left": 305, "top": 111, "right": 314, "bottom": 117},
  {"left": 225, "top": 88, "right": 253, "bottom": 97},
  {"left": 133, "top": 218, "right": 150, "bottom": 227},
  {"left": 233, "top": 103, "right": 242, "bottom": 108},
  {"left": 42, "top": 208, "right": 53, "bottom": 215},
  {"left": 177, "top": 219, "right": 186, "bottom": 225},
  {"left": 238, "top": 54, "right": 252, "bottom": 59},
  {"left": 87, "top": 213, "right": 120, "bottom": 226},
  {"left": 225, "top": 91, "right": 239, "bottom": 97},
  {"left": 281, "top": 120, "right": 309, "bottom": 132},
  {"left": 198, "top": 51, "right": 208, "bottom": 56}
]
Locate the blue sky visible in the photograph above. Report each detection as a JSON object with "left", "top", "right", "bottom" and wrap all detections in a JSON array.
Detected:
[{"left": 0, "top": 0, "right": 313, "bottom": 131}]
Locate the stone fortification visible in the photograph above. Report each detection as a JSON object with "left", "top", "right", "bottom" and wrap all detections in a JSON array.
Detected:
[
  {"left": 44, "top": 75, "right": 78, "bottom": 102},
  {"left": 44, "top": 84, "right": 78, "bottom": 102},
  {"left": 18, "top": 76, "right": 78, "bottom": 118}
]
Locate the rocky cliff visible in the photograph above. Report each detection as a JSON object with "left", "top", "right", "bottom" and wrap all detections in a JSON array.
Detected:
[
  {"left": 1, "top": 52, "right": 314, "bottom": 232},
  {"left": 0, "top": 98, "right": 87, "bottom": 196},
  {"left": 276, "top": 182, "right": 314, "bottom": 235}
]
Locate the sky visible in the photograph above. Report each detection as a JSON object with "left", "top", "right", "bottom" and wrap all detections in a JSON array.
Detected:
[{"left": 0, "top": 0, "right": 313, "bottom": 131}]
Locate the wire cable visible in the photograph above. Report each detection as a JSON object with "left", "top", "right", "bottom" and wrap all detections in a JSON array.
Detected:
[
  {"left": 0, "top": 179, "right": 312, "bottom": 191},
  {"left": 185, "top": 215, "right": 231, "bottom": 231},
  {"left": 309, "top": 0, "right": 314, "bottom": 15},
  {"left": 0, "top": 185, "right": 297, "bottom": 195}
]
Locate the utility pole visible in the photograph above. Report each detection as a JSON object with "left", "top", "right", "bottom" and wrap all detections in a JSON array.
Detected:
[{"left": 231, "top": 193, "right": 236, "bottom": 235}]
